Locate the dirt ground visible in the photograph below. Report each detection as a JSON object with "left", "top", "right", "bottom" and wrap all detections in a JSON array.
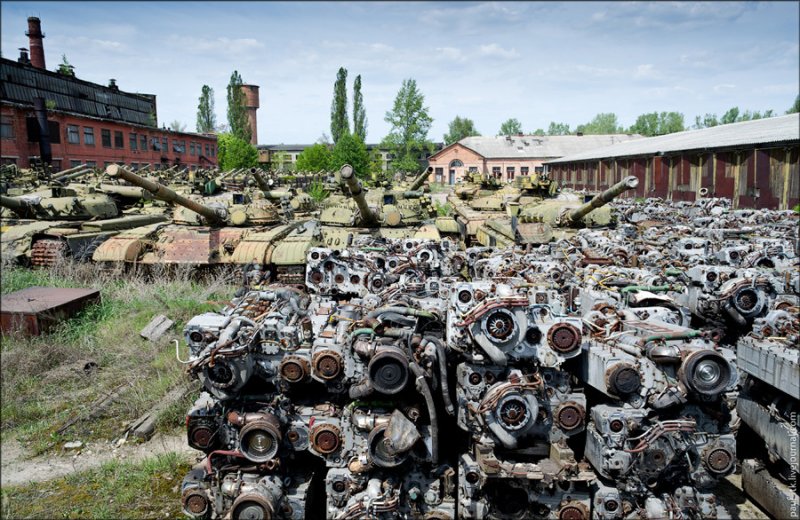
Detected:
[{"left": 0, "top": 431, "right": 198, "bottom": 487}]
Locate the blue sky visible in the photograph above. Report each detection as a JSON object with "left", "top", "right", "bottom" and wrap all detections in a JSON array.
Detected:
[{"left": 2, "top": 1, "right": 798, "bottom": 144}]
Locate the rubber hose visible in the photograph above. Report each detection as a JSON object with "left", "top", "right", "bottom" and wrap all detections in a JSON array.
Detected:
[{"left": 409, "top": 361, "right": 438, "bottom": 465}]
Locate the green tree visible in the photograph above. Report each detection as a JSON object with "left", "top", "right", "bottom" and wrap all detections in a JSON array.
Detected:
[
  {"left": 787, "top": 95, "right": 800, "bottom": 114},
  {"left": 498, "top": 118, "right": 523, "bottom": 136},
  {"left": 720, "top": 107, "right": 740, "bottom": 125},
  {"left": 443, "top": 115, "right": 480, "bottom": 145},
  {"left": 694, "top": 113, "right": 719, "bottom": 129},
  {"left": 547, "top": 122, "right": 571, "bottom": 135},
  {"left": 532, "top": 128, "right": 545, "bottom": 136},
  {"left": 352, "top": 74, "right": 367, "bottom": 141},
  {"left": 381, "top": 78, "right": 433, "bottom": 174},
  {"left": 330, "top": 133, "right": 370, "bottom": 179},
  {"left": 169, "top": 120, "right": 186, "bottom": 132},
  {"left": 226, "top": 70, "right": 251, "bottom": 143},
  {"left": 295, "top": 143, "right": 332, "bottom": 172},
  {"left": 331, "top": 67, "right": 349, "bottom": 144},
  {"left": 196, "top": 85, "right": 216, "bottom": 133},
  {"left": 56, "top": 54, "right": 74, "bottom": 75},
  {"left": 628, "top": 112, "right": 685, "bottom": 136},
  {"left": 217, "top": 133, "right": 257, "bottom": 170},
  {"left": 576, "top": 113, "right": 622, "bottom": 134}
]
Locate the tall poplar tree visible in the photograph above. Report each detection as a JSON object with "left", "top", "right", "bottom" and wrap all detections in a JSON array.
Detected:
[
  {"left": 330, "top": 67, "right": 349, "bottom": 144},
  {"left": 196, "top": 85, "right": 216, "bottom": 133},
  {"left": 226, "top": 70, "right": 251, "bottom": 143},
  {"left": 352, "top": 74, "right": 367, "bottom": 141}
]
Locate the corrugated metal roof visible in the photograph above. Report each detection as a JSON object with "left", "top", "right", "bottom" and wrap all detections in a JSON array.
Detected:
[
  {"left": 438, "top": 134, "right": 643, "bottom": 160},
  {"left": 546, "top": 114, "right": 800, "bottom": 164},
  {"left": 0, "top": 58, "right": 157, "bottom": 127}
]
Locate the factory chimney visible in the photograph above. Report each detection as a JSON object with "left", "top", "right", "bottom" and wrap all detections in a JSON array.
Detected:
[
  {"left": 26, "top": 17, "right": 46, "bottom": 70},
  {"left": 240, "top": 84, "right": 260, "bottom": 145}
]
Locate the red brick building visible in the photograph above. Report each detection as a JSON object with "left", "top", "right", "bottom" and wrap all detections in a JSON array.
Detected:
[
  {"left": 427, "top": 134, "right": 642, "bottom": 185},
  {"left": 0, "top": 17, "right": 217, "bottom": 171},
  {"left": 545, "top": 114, "right": 800, "bottom": 210}
]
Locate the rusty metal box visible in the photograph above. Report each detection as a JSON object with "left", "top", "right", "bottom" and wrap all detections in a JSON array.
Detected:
[{"left": 1, "top": 286, "right": 101, "bottom": 336}]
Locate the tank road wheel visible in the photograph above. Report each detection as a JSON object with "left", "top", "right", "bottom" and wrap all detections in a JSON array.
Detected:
[{"left": 30, "top": 239, "right": 68, "bottom": 267}]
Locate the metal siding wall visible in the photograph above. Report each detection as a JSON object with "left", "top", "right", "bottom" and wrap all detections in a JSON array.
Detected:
[
  {"left": 714, "top": 152, "right": 735, "bottom": 200},
  {"left": 754, "top": 149, "right": 776, "bottom": 209}
]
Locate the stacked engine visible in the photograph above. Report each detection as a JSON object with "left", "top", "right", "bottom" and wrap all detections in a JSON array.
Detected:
[{"left": 176, "top": 197, "right": 799, "bottom": 519}]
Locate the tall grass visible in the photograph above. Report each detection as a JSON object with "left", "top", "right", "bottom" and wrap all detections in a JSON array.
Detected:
[{"left": 0, "top": 259, "right": 237, "bottom": 454}]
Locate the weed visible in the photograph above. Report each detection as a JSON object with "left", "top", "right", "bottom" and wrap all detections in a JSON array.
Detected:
[
  {"left": 434, "top": 201, "right": 453, "bottom": 217},
  {"left": 0, "top": 452, "right": 192, "bottom": 519},
  {"left": 0, "top": 260, "right": 236, "bottom": 455}
]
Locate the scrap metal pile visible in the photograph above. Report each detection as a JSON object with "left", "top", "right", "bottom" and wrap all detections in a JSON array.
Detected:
[{"left": 174, "top": 194, "right": 799, "bottom": 520}]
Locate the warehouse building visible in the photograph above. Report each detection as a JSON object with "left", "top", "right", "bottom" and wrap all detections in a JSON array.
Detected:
[
  {"left": 427, "top": 133, "right": 642, "bottom": 185},
  {"left": 0, "top": 17, "right": 218, "bottom": 170},
  {"left": 545, "top": 114, "right": 800, "bottom": 210}
]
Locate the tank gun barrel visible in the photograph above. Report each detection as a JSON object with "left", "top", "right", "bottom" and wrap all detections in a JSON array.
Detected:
[
  {"left": 340, "top": 164, "right": 378, "bottom": 226},
  {"left": 408, "top": 167, "right": 432, "bottom": 191},
  {"left": 53, "top": 163, "right": 88, "bottom": 178},
  {"left": 106, "top": 165, "right": 225, "bottom": 225},
  {"left": 250, "top": 167, "right": 272, "bottom": 192},
  {"left": 0, "top": 194, "right": 30, "bottom": 212},
  {"left": 566, "top": 176, "right": 639, "bottom": 223},
  {"left": 53, "top": 168, "right": 94, "bottom": 184}
]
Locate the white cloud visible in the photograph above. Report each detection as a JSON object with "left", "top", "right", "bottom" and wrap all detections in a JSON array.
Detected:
[
  {"left": 713, "top": 84, "right": 736, "bottom": 93},
  {"left": 478, "top": 43, "right": 519, "bottom": 60},
  {"left": 633, "top": 64, "right": 660, "bottom": 80},
  {"left": 436, "top": 46, "right": 466, "bottom": 62}
]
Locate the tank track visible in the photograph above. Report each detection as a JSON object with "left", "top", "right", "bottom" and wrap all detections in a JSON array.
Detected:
[{"left": 30, "top": 239, "right": 68, "bottom": 267}]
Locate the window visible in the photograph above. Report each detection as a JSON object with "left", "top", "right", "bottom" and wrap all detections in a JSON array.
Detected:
[
  {"left": 534, "top": 166, "right": 544, "bottom": 174},
  {"left": 1, "top": 117, "right": 16, "bottom": 138},
  {"left": 162, "top": 137, "right": 168, "bottom": 153},
  {"left": 449, "top": 159, "right": 464, "bottom": 168},
  {"left": 51, "top": 160, "right": 62, "bottom": 171},
  {"left": 521, "top": 166, "right": 529, "bottom": 176},
  {"left": 70, "top": 160, "right": 82, "bottom": 168},
  {"left": 130, "top": 162, "right": 139, "bottom": 171},
  {"left": 140, "top": 135, "right": 147, "bottom": 151},
  {"left": 130, "top": 133, "right": 138, "bottom": 150},
  {"left": 101, "top": 129, "right": 112, "bottom": 148},
  {"left": 25, "top": 118, "right": 61, "bottom": 143},
  {"left": 211, "top": 146, "right": 216, "bottom": 157},
  {"left": 114, "top": 131, "right": 124, "bottom": 148},
  {"left": 67, "top": 125, "right": 80, "bottom": 144},
  {"left": 85, "top": 161, "right": 97, "bottom": 168},
  {"left": 190, "top": 142, "right": 196, "bottom": 156},
  {"left": 491, "top": 166, "right": 501, "bottom": 177},
  {"left": 434, "top": 167, "right": 443, "bottom": 183},
  {"left": 506, "top": 166, "right": 515, "bottom": 180},
  {"left": 83, "top": 127, "right": 95, "bottom": 145},
  {"left": 205, "top": 144, "right": 210, "bottom": 156},
  {"left": 1, "top": 157, "right": 17, "bottom": 166},
  {"left": 173, "top": 140, "right": 185, "bottom": 154},
  {"left": 468, "top": 166, "right": 478, "bottom": 173},
  {"left": 152, "top": 137, "right": 161, "bottom": 151}
]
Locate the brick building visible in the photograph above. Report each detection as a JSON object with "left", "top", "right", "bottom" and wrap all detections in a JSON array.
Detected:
[
  {"left": 426, "top": 134, "right": 642, "bottom": 185},
  {"left": 545, "top": 114, "right": 800, "bottom": 210},
  {"left": 0, "top": 17, "right": 218, "bottom": 171}
]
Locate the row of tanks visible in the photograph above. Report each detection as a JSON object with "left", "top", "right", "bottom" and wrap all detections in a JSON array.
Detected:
[
  {"left": 173, "top": 192, "right": 799, "bottom": 519},
  {"left": 2, "top": 164, "right": 636, "bottom": 277}
]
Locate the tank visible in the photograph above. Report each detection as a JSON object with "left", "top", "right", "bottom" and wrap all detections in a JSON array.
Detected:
[
  {"left": 91, "top": 165, "right": 316, "bottom": 280},
  {"left": 474, "top": 176, "right": 640, "bottom": 247},
  {"left": 316, "top": 165, "right": 458, "bottom": 247},
  {"left": 0, "top": 183, "right": 167, "bottom": 266}
]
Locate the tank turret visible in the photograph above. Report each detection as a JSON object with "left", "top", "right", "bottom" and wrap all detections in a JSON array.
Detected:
[
  {"left": 561, "top": 176, "right": 639, "bottom": 225},
  {"left": 340, "top": 164, "right": 379, "bottom": 227},
  {"left": 1, "top": 188, "right": 118, "bottom": 221},
  {"left": 107, "top": 164, "right": 227, "bottom": 226}
]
